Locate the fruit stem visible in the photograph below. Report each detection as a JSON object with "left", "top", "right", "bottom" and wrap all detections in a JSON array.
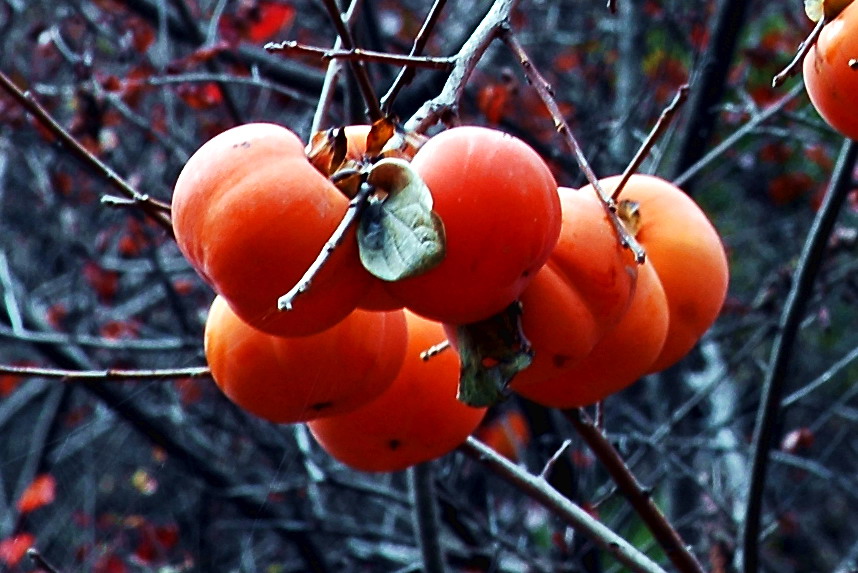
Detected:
[
  {"left": 611, "top": 84, "right": 689, "bottom": 203},
  {"left": 277, "top": 182, "right": 373, "bottom": 312},
  {"left": 771, "top": 17, "right": 826, "bottom": 88}
]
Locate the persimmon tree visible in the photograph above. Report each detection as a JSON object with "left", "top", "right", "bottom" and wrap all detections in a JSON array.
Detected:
[{"left": 0, "top": 1, "right": 857, "bottom": 572}]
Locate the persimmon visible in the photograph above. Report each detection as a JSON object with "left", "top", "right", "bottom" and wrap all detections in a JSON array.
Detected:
[
  {"left": 172, "top": 122, "right": 372, "bottom": 336},
  {"left": 307, "top": 310, "right": 487, "bottom": 472},
  {"left": 475, "top": 409, "right": 531, "bottom": 462},
  {"left": 204, "top": 295, "right": 407, "bottom": 424},
  {"left": 512, "top": 259, "right": 668, "bottom": 408},
  {"left": 508, "top": 187, "right": 638, "bottom": 388},
  {"left": 803, "top": 0, "right": 858, "bottom": 140},
  {"left": 585, "top": 174, "right": 729, "bottom": 373},
  {"left": 383, "top": 126, "right": 562, "bottom": 325}
]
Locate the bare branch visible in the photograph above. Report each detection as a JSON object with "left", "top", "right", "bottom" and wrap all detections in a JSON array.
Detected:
[
  {"left": 265, "top": 41, "right": 453, "bottom": 70},
  {"left": 460, "top": 436, "right": 670, "bottom": 573}
]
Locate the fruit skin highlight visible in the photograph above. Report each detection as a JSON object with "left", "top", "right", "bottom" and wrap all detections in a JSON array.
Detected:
[
  {"left": 204, "top": 295, "right": 407, "bottom": 425},
  {"left": 172, "top": 122, "right": 372, "bottom": 337},
  {"left": 803, "top": 0, "right": 858, "bottom": 140},
  {"left": 308, "top": 311, "right": 487, "bottom": 473},
  {"left": 384, "top": 126, "right": 562, "bottom": 325}
]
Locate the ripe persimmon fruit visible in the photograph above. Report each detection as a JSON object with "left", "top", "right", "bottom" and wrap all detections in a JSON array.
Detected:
[
  {"left": 172, "top": 123, "right": 372, "bottom": 336},
  {"left": 803, "top": 1, "right": 858, "bottom": 140},
  {"left": 512, "top": 258, "right": 668, "bottom": 408},
  {"left": 585, "top": 174, "right": 729, "bottom": 373},
  {"left": 510, "top": 187, "right": 638, "bottom": 388},
  {"left": 204, "top": 295, "right": 407, "bottom": 424},
  {"left": 307, "top": 310, "right": 487, "bottom": 472},
  {"left": 383, "top": 126, "right": 562, "bottom": 325}
]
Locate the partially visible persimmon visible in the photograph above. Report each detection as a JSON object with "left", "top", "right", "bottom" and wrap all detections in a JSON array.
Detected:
[
  {"left": 475, "top": 409, "right": 531, "bottom": 462},
  {"left": 172, "top": 123, "right": 372, "bottom": 337},
  {"left": 204, "top": 296, "right": 407, "bottom": 424},
  {"left": 307, "top": 311, "right": 487, "bottom": 472},
  {"left": 585, "top": 174, "right": 729, "bottom": 373},
  {"left": 384, "top": 126, "right": 562, "bottom": 325},
  {"left": 803, "top": 0, "right": 858, "bottom": 140},
  {"left": 512, "top": 259, "right": 668, "bottom": 408},
  {"left": 510, "top": 187, "right": 638, "bottom": 388}
]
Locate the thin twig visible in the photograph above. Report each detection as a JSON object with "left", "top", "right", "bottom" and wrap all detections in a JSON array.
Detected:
[
  {"left": 28, "top": 548, "right": 63, "bottom": 573},
  {"left": 420, "top": 340, "right": 451, "bottom": 361},
  {"left": 312, "top": 0, "right": 362, "bottom": 134},
  {"left": 320, "top": 0, "right": 383, "bottom": 121},
  {"left": 0, "top": 364, "right": 210, "bottom": 381},
  {"left": 538, "top": 439, "right": 573, "bottom": 480},
  {"left": 672, "top": 81, "right": 804, "bottom": 188},
  {"left": 278, "top": 182, "right": 372, "bottom": 311},
  {"left": 381, "top": 0, "right": 448, "bottom": 112},
  {"left": 501, "top": 31, "right": 646, "bottom": 263},
  {"left": 460, "top": 436, "right": 669, "bottom": 573},
  {"left": 265, "top": 41, "right": 453, "bottom": 69},
  {"left": 565, "top": 409, "right": 706, "bottom": 573},
  {"left": 772, "top": 18, "right": 825, "bottom": 88},
  {"left": 408, "top": 462, "right": 447, "bottom": 573},
  {"left": 740, "top": 139, "right": 858, "bottom": 573},
  {"left": 611, "top": 84, "right": 690, "bottom": 202},
  {"left": 0, "top": 69, "right": 174, "bottom": 236},
  {"left": 404, "top": 0, "right": 520, "bottom": 133}
]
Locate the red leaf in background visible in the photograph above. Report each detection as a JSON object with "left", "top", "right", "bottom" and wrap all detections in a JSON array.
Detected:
[
  {"left": 477, "top": 83, "right": 510, "bottom": 125},
  {"left": 176, "top": 377, "right": 205, "bottom": 405},
  {"left": 0, "top": 374, "right": 22, "bottom": 397},
  {"left": 100, "top": 320, "right": 139, "bottom": 340},
  {"left": 0, "top": 533, "right": 34, "bottom": 567},
  {"left": 17, "top": 474, "right": 57, "bottom": 514},
  {"left": 247, "top": 2, "right": 296, "bottom": 43},
  {"left": 84, "top": 262, "right": 119, "bottom": 303},
  {"left": 94, "top": 554, "right": 127, "bottom": 573},
  {"left": 768, "top": 173, "right": 814, "bottom": 206},
  {"left": 46, "top": 303, "right": 68, "bottom": 329},
  {"left": 219, "top": 2, "right": 295, "bottom": 44},
  {"left": 176, "top": 83, "right": 224, "bottom": 110}
]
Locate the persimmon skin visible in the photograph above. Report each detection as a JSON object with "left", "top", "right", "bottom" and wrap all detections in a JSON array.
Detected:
[
  {"left": 384, "top": 126, "right": 562, "bottom": 325},
  {"left": 587, "top": 174, "right": 729, "bottom": 373},
  {"left": 511, "top": 187, "right": 638, "bottom": 387},
  {"left": 204, "top": 296, "right": 407, "bottom": 425},
  {"left": 172, "top": 123, "right": 372, "bottom": 336},
  {"left": 512, "top": 259, "right": 668, "bottom": 408},
  {"left": 307, "top": 311, "right": 487, "bottom": 473},
  {"left": 803, "top": 2, "right": 858, "bottom": 140}
]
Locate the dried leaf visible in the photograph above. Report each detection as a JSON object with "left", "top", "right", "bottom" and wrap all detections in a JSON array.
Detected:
[
  {"left": 306, "top": 127, "right": 347, "bottom": 176},
  {"left": 452, "top": 303, "right": 533, "bottom": 408},
  {"left": 358, "top": 158, "right": 446, "bottom": 281},
  {"left": 365, "top": 117, "right": 396, "bottom": 157},
  {"left": 805, "top": 0, "right": 854, "bottom": 21}
]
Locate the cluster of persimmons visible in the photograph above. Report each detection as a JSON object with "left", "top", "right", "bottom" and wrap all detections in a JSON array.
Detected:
[{"left": 170, "top": 120, "right": 729, "bottom": 473}]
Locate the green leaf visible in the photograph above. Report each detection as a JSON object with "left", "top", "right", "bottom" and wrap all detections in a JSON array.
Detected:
[
  {"left": 358, "top": 158, "right": 446, "bottom": 281},
  {"left": 453, "top": 303, "right": 534, "bottom": 408}
]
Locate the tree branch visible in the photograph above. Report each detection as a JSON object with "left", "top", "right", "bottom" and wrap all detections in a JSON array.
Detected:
[
  {"left": 740, "top": 138, "right": 858, "bottom": 573},
  {"left": 460, "top": 436, "right": 670, "bottom": 573}
]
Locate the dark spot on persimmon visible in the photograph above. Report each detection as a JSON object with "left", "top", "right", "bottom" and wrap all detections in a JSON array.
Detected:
[
  {"left": 310, "top": 401, "right": 334, "bottom": 412},
  {"left": 388, "top": 439, "right": 402, "bottom": 450},
  {"left": 552, "top": 354, "right": 571, "bottom": 368}
]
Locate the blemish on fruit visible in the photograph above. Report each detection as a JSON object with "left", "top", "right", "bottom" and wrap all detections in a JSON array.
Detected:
[
  {"left": 552, "top": 354, "right": 571, "bottom": 368},
  {"left": 310, "top": 401, "right": 334, "bottom": 412},
  {"left": 388, "top": 438, "right": 402, "bottom": 450}
]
